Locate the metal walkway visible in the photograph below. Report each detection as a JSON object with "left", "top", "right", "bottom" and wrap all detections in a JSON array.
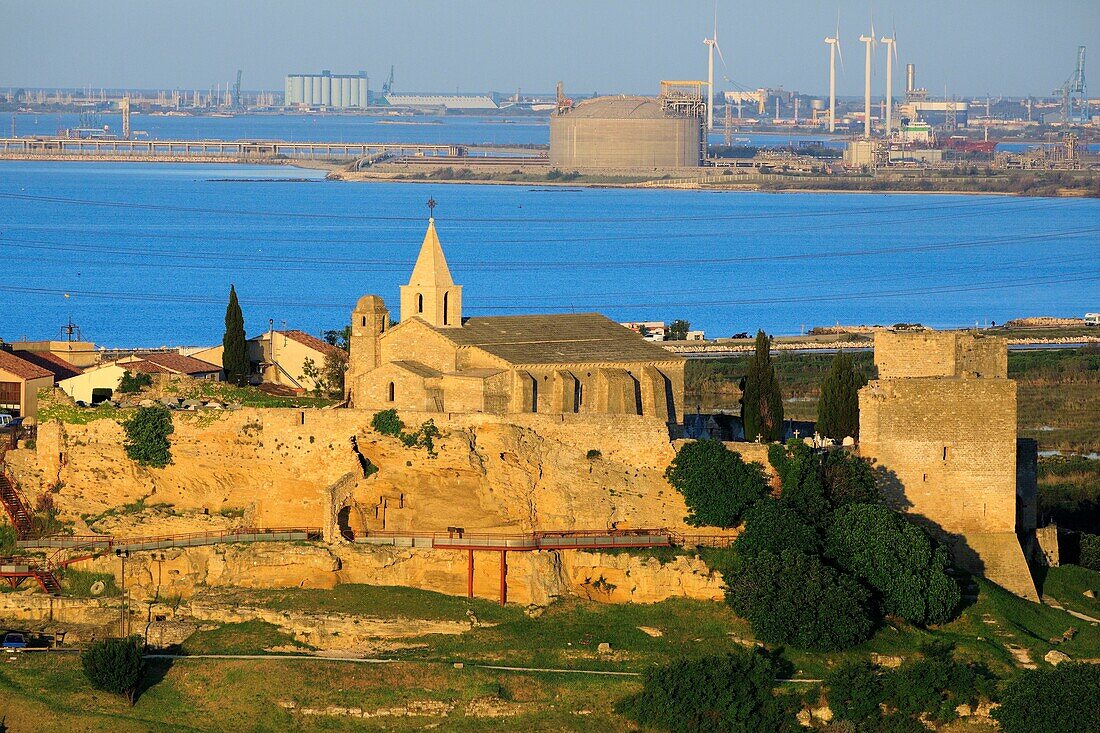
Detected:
[{"left": 17, "top": 527, "right": 323, "bottom": 552}]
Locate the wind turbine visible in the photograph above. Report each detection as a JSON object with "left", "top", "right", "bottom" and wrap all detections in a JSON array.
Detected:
[
  {"left": 824, "top": 15, "right": 843, "bottom": 133},
  {"left": 703, "top": 1, "right": 727, "bottom": 131},
  {"left": 880, "top": 29, "right": 897, "bottom": 138},
  {"left": 859, "top": 19, "right": 877, "bottom": 139}
]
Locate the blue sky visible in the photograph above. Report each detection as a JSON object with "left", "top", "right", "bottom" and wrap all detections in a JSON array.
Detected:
[{"left": 1, "top": 0, "right": 1096, "bottom": 97}]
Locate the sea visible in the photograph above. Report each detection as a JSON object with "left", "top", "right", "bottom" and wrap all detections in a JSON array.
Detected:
[{"left": 0, "top": 115, "right": 1097, "bottom": 348}]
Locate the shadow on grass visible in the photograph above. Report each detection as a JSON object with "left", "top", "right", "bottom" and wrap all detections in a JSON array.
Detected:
[{"left": 134, "top": 658, "right": 173, "bottom": 704}]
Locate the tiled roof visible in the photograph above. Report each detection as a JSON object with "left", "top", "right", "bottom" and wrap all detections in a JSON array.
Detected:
[
  {"left": 278, "top": 330, "right": 344, "bottom": 358},
  {"left": 428, "top": 313, "right": 684, "bottom": 366},
  {"left": 11, "top": 350, "right": 82, "bottom": 380},
  {"left": 0, "top": 349, "right": 54, "bottom": 381},
  {"left": 139, "top": 352, "right": 221, "bottom": 375},
  {"left": 122, "top": 360, "right": 171, "bottom": 374}
]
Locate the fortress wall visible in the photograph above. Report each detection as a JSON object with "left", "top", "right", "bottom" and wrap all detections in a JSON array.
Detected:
[
  {"left": 859, "top": 378, "right": 1018, "bottom": 535},
  {"left": 874, "top": 331, "right": 1007, "bottom": 379}
]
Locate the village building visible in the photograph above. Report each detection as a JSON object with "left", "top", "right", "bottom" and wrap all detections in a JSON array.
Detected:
[
  {"left": 7, "top": 338, "right": 100, "bottom": 369},
  {"left": 0, "top": 348, "right": 55, "bottom": 420},
  {"left": 347, "top": 215, "right": 685, "bottom": 421},
  {"left": 191, "top": 330, "right": 343, "bottom": 394},
  {"left": 58, "top": 353, "right": 220, "bottom": 405}
]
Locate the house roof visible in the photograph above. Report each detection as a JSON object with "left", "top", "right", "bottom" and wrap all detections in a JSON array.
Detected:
[
  {"left": 0, "top": 349, "right": 53, "bottom": 381},
  {"left": 425, "top": 313, "right": 685, "bottom": 366},
  {"left": 11, "top": 350, "right": 82, "bottom": 380},
  {"left": 276, "top": 330, "right": 344, "bottom": 358},
  {"left": 139, "top": 352, "right": 221, "bottom": 375},
  {"left": 122, "top": 360, "right": 171, "bottom": 374},
  {"left": 390, "top": 360, "right": 442, "bottom": 378}
]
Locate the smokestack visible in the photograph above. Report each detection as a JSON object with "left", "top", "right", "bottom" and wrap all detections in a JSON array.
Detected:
[{"left": 906, "top": 63, "right": 915, "bottom": 94}]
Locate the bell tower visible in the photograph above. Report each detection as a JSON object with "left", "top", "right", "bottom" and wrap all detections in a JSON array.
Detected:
[
  {"left": 400, "top": 200, "right": 462, "bottom": 328},
  {"left": 348, "top": 294, "right": 390, "bottom": 400}
]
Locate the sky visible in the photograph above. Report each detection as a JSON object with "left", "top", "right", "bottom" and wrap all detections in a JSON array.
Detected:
[{"left": 1, "top": 0, "right": 1097, "bottom": 99}]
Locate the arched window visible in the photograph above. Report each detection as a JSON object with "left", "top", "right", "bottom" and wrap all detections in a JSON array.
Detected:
[
  {"left": 361, "top": 316, "right": 366, "bottom": 327},
  {"left": 443, "top": 292, "right": 449, "bottom": 325},
  {"left": 417, "top": 294, "right": 424, "bottom": 313},
  {"left": 388, "top": 382, "right": 395, "bottom": 402}
]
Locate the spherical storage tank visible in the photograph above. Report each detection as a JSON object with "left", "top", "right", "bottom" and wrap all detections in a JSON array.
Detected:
[{"left": 549, "top": 96, "right": 703, "bottom": 170}]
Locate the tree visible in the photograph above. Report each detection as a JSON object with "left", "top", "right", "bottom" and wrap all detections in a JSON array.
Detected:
[
  {"left": 817, "top": 352, "right": 867, "bottom": 441},
  {"left": 725, "top": 548, "right": 875, "bottom": 651},
  {"left": 667, "top": 319, "right": 691, "bottom": 341},
  {"left": 742, "top": 331, "right": 784, "bottom": 442},
  {"left": 222, "top": 284, "right": 249, "bottom": 387},
  {"left": 822, "top": 449, "right": 878, "bottom": 506},
  {"left": 81, "top": 636, "right": 145, "bottom": 704},
  {"left": 734, "top": 499, "right": 820, "bottom": 559},
  {"left": 123, "top": 405, "right": 174, "bottom": 468},
  {"left": 825, "top": 503, "right": 960, "bottom": 625},
  {"left": 117, "top": 371, "right": 153, "bottom": 394},
  {"left": 993, "top": 663, "right": 1100, "bottom": 733},
  {"left": 825, "top": 660, "right": 884, "bottom": 726},
  {"left": 665, "top": 440, "right": 770, "bottom": 528},
  {"left": 613, "top": 649, "right": 799, "bottom": 733}
]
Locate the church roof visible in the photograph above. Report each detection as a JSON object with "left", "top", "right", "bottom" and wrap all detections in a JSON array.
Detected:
[
  {"left": 406, "top": 218, "right": 454, "bottom": 289},
  {"left": 429, "top": 313, "right": 683, "bottom": 366}
]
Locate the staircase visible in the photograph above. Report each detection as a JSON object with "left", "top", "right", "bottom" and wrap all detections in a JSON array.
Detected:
[
  {"left": 0, "top": 467, "right": 34, "bottom": 539},
  {"left": 33, "top": 568, "right": 62, "bottom": 596}
]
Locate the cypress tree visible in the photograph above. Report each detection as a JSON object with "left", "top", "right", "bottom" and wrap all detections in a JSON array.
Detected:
[
  {"left": 742, "top": 330, "right": 784, "bottom": 442},
  {"left": 817, "top": 353, "right": 867, "bottom": 441},
  {"left": 222, "top": 284, "right": 249, "bottom": 387}
]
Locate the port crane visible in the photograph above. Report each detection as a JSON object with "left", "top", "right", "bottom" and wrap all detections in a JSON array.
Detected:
[
  {"left": 232, "top": 70, "right": 243, "bottom": 110},
  {"left": 1053, "top": 46, "right": 1088, "bottom": 123},
  {"left": 382, "top": 66, "right": 395, "bottom": 96}
]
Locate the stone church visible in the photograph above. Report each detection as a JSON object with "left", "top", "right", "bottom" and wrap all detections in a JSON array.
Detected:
[{"left": 347, "top": 215, "right": 685, "bottom": 421}]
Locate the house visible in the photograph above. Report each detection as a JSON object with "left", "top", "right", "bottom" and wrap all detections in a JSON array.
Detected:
[
  {"left": 190, "top": 332, "right": 344, "bottom": 394},
  {"left": 0, "top": 348, "right": 55, "bottom": 420},
  {"left": 58, "top": 353, "right": 220, "bottom": 405},
  {"left": 6, "top": 339, "right": 100, "bottom": 369},
  {"left": 620, "top": 321, "right": 668, "bottom": 342},
  {"left": 347, "top": 216, "right": 685, "bottom": 421},
  {"left": 250, "top": 330, "right": 344, "bottom": 393}
]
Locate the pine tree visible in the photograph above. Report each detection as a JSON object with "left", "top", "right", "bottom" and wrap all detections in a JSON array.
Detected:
[
  {"left": 222, "top": 284, "right": 249, "bottom": 387},
  {"left": 742, "top": 330, "right": 784, "bottom": 442},
  {"left": 817, "top": 353, "right": 867, "bottom": 441}
]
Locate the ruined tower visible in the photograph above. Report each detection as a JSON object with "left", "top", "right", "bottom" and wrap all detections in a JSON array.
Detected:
[
  {"left": 399, "top": 217, "right": 462, "bottom": 328},
  {"left": 858, "top": 330, "right": 1039, "bottom": 601}
]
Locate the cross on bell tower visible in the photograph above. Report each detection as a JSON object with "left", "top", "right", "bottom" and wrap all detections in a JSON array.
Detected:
[{"left": 427, "top": 197, "right": 437, "bottom": 219}]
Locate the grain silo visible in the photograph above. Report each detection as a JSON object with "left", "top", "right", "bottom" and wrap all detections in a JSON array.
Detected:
[{"left": 549, "top": 82, "right": 706, "bottom": 170}]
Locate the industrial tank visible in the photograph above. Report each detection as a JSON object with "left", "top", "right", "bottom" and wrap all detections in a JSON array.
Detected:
[{"left": 549, "top": 96, "right": 703, "bottom": 169}]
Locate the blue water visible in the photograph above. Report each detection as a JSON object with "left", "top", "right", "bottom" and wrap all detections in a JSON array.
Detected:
[
  {"left": 15, "top": 112, "right": 1068, "bottom": 154},
  {"left": 0, "top": 160, "right": 1097, "bottom": 348}
]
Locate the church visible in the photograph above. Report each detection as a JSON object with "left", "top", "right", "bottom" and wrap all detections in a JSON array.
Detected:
[{"left": 347, "top": 211, "right": 685, "bottom": 422}]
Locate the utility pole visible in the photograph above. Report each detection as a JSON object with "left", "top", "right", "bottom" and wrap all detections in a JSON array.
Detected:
[{"left": 115, "top": 548, "right": 130, "bottom": 637}]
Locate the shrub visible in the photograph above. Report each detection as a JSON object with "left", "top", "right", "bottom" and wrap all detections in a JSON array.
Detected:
[
  {"left": 734, "top": 500, "right": 820, "bottom": 559},
  {"left": 825, "top": 503, "right": 960, "bottom": 625},
  {"left": 80, "top": 636, "right": 145, "bottom": 704},
  {"left": 1079, "top": 533, "right": 1100, "bottom": 571},
  {"left": 123, "top": 405, "right": 174, "bottom": 468},
  {"left": 725, "top": 549, "right": 874, "bottom": 650},
  {"left": 822, "top": 450, "right": 878, "bottom": 506},
  {"left": 993, "top": 662, "right": 1100, "bottom": 733},
  {"left": 825, "top": 660, "right": 883, "bottom": 726},
  {"left": 613, "top": 649, "right": 799, "bottom": 732},
  {"left": 883, "top": 642, "right": 994, "bottom": 725},
  {"left": 371, "top": 409, "right": 404, "bottom": 437},
  {"left": 586, "top": 449, "right": 602, "bottom": 460},
  {"left": 0, "top": 524, "right": 16, "bottom": 555},
  {"left": 118, "top": 371, "right": 153, "bottom": 394},
  {"left": 665, "top": 440, "right": 769, "bottom": 528}
]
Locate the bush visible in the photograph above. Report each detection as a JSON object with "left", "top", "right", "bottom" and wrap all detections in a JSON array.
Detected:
[
  {"left": 725, "top": 549, "right": 874, "bottom": 651},
  {"left": 371, "top": 409, "right": 404, "bottom": 437},
  {"left": 81, "top": 636, "right": 145, "bottom": 704},
  {"left": 1079, "top": 533, "right": 1100, "bottom": 571},
  {"left": 613, "top": 649, "right": 798, "bottom": 732},
  {"left": 822, "top": 450, "right": 878, "bottom": 506},
  {"left": 123, "top": 405, "right": 174, "bottom": 468},
  {"left": 117, "top": 371, "right": 153, "bottom": 394},
  {"left": 586, "top": 449, "right": 601, "bottom": 460},
  {"left": 993, "top": 662, "right": 1100, "bottom": 733},
  {"left": 825, "top": 503, "right": 960, "bottom": 625},
  {"left": 825, "top": 660, "right": 883, "bottom": 726},
  {"left": 665, "top": 440, "right": 769, "bottom": 528}
]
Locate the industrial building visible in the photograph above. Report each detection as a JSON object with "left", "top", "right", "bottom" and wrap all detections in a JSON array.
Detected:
[
  {"left": 549, "top": 82, "right": 705, "bottom": 170},
  {"left": 382, "top": 94, "right": 497, "bottom": 110},
  {"left": 284, "top": 71, "right": 370, "bottom": 109}
]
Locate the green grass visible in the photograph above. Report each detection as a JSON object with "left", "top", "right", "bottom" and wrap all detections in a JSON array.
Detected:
[
  {"left": 204, "top": 584, "right": 523, "bottom": 625},
  {"left": 1038, "top": 564, "right": 1100, "bottom": 621},
  {"left": 194, "top": 382, "right": 335, "bottom": 409},
  {"left": 37, "top": 400, "right": 125, "bottom": 425},
  {"left": 0, "top": 652, "right": 638, "bottom": 732},
  {"left": 180, "top": 620, "right": 312, "bottom": 656},
  {"left": 59, "top": 568, "right": 119, "bottom": 598}
]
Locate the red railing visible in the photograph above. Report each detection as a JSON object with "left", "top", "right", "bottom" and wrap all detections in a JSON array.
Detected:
[{"left": 357, "top": 527, "right": 739, "bottom": 551}]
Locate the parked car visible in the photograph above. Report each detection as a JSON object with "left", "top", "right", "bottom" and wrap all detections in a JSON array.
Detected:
[
  {"left": 2, "top": 632, "right": 27, "bottom": 650},
  {"left": 0, "top": 415, "right": 22, "bottom": 431}
]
